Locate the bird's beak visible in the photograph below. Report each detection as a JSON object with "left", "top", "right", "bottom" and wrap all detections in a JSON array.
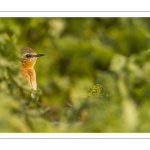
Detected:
[{"left": 35, "top": 54, "right": 45, "bottom": 57}]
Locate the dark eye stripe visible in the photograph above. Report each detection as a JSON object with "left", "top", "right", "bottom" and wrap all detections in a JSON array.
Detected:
[{"left": 26, "top": 54, "right": 31, "bottom": 58}]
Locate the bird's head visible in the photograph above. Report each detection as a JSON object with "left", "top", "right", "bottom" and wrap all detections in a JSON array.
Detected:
[{"left": 20, "top": 47, "right": 44, "bottom": 68}]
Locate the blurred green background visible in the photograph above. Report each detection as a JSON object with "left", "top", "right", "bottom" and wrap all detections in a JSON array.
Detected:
[{"left": 1, "top": 18, "right": 150, "bottom": 132}]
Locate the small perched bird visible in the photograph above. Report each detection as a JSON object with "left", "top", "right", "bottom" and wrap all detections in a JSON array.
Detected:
[{"left": 20, "top": 47, "right": 44, "bottom": 90}]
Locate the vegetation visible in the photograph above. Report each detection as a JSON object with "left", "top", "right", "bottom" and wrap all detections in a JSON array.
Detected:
[{"left": 1, "top": 18, "right": 150, "bottom": 132}]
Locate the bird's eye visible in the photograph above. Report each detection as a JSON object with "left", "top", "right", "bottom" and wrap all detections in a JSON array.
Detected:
[{"left": 26, "top": 54, "right": 31, "bottom": 58}]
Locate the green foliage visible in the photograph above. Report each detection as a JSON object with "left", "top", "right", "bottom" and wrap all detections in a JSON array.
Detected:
[{"left": 1, "top": 18, "right": 150, "bottom": 132}]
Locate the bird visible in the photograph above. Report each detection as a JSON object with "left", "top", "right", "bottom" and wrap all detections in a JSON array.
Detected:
[{"left": 20, "top": 47, "right": 44, "bottom": 91}]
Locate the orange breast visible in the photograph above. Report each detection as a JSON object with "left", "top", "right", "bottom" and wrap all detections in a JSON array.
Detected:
[{"left": 21, "top": 58, "right": 37, "bottom": 69}]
